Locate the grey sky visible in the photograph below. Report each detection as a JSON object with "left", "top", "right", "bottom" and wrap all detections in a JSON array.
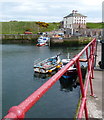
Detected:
[{"left": 0, "top": 0, "right": 103, "bottom": 22}]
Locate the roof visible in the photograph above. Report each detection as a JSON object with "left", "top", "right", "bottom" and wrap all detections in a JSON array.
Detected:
[{"left": 64, "top": 13, "right": 87, "bottom": 18}]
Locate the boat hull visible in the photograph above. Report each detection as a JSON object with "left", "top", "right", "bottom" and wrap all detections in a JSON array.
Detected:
[
  {"left": 62, "top": 69, "right": 77, "bottom": 79},
  {"left": 36, "top": 43, "right": 46, "bottom": 46},
  {"left": 34, "top": 64, "right": 61, "bottom": 73},
  {"left": 59, "top": 58, "right": 77, "bottom": 80}
]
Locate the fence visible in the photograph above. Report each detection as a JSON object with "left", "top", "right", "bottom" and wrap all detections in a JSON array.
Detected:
[{"left": 3, "top": 38, "right": 96, "bottom": 119}]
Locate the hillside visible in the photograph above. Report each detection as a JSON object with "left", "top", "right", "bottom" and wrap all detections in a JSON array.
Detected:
[
  {"left": 86, "top": 22, "right": 104, "bottom": 29},
  {"left": 0, "top": 21, "right": 103, "bottom": 34},
  {"left": 1, "top": 21, "right": 60, "bottom": 34}
]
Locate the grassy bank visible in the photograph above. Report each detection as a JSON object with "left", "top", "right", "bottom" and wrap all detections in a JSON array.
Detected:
[
  {"left": 86, "top": 22, "right": 104, "bottom": 29},
  {"left": 1, "top": 21, "right": 60, "bottom": 34},
  {"left": 1, "top": 21, "right": 103, "bottom": 34}
]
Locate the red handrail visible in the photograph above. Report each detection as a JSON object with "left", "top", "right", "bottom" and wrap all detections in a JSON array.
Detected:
[
  {"left": 77, "top": 38, "right": 96, "bottom": 119},
  {"left": 3, "top": 38, "right": 96, "bottom": 119}
]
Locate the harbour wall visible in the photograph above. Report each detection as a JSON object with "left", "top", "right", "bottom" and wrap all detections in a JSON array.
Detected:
[
  {"left": 1, "top": 34, "right": 93, "bottom": 46},
  {"left": 50, "top": 37, "right": 92, "bottom": 46},
  {"left": 1, "top": 34, "right": 39, "bottom": 44}
]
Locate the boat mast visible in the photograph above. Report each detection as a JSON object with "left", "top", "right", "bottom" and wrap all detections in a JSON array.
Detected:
[{"left": 67, "top": 53, "right": 70, "bottom": 59}]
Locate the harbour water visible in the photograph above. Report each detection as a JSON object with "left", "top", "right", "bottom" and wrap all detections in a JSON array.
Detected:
[{"left": 2, "top": 44, "right": 85, "bottom": 118}]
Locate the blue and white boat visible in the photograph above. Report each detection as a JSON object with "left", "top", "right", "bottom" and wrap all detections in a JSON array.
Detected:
[
  {"left": 60, "top": 58, "right": 77, "bottom": 79},
  {"left": 59, "top": 53, "right": 87, "bottom": 80},
  {"left": 37, "top": 36, "right": 50, "bottom": 46}
]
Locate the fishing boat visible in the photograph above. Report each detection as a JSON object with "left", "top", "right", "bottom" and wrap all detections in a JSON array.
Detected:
[
  {"left": 60, "top": 58, "right": 77, "bottom": 79},
  {"left": 34, "top": 54, "right": 62, "bottom": 73},
  {"left": 36, "top": 36, "right": 50, "bottom": 46},
  {"left": 59, "top": 53, "right": 87, "bottom": 80}
]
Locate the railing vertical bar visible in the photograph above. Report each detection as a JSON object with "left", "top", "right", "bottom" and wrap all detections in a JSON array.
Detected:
[
  {"left": 90, "top": 44, "right": 94, "bottom": 79},
  {"left": 92, "top": 43, "right": 94, "bottom": 79},
  {"left": 76, "top": 59, "right": 85, "bottom": 97},
  {"left": 84, "top": 102, "right": 89, "bottom": 120},
  {"left": 86, "top": 48, "right": 90, "bottom": 71},
  {"left": 89, "top": 76, "right": 94, "bottom": 96}
]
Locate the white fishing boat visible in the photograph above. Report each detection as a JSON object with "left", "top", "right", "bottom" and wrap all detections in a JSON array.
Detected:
[
  {"left": 36, "top": 36, "right": 50, "bottom": 46},
  {"left": 34, "top": 54, "right": 62, "bottom": 73}
]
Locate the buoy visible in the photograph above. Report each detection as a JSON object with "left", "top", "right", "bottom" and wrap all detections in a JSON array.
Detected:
[
  {"left": 48, "top": 70, "right": 52, "bottom": 73},
  {"left": 56, "top": 65, "right": 61, "bottom": 68},
  {"left": 59, "top": 62, "right": 63, "bottom": 65}
]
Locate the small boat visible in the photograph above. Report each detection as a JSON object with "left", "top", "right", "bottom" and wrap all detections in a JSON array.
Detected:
[
  {"left": 59, "top": 53, "right": 87, "bottom": 80},
  {"left": 36, "top": 36, "right": 50, "bottom": 46},
  {"left": 34, "top": 54, "right": 62, "bottom": 73},
  {"left": 60, "top": 58, "right": 77, "bottom": 79}
]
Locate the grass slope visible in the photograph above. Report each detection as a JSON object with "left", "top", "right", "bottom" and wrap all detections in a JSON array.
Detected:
[
  {"left": 1, "top": 21, "right": 60, "bottom": 34},
  {"left": 86, "top": 22, "right": 104, "bottom": 29},
  {"left": 0, "top": 21, "right": 103, "bottom": 34}
]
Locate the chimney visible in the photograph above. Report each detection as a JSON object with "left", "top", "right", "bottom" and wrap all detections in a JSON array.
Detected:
[
  {"left": 72, "top": 10, "right": 75, "bottom": 13},
  {"left": 75, "top": 10, "right": 78, "bottom": 13}
]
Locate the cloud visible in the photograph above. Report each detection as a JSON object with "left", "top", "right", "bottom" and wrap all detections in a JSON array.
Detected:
[
  {"left": 80, "top": 0, "right": 103, "bottom": 6},
  {"left": 0, "top": 0, "right": 103, "bottom": 22}
]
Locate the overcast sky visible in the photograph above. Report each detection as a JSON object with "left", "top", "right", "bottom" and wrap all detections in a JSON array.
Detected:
[{"left": 0, "top": 0, "right": 103, "bottom": 22}]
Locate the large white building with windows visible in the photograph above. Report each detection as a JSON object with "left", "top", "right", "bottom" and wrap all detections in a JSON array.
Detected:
[{"left": 63, "top": 10, "right": 87, "bottom": 35}]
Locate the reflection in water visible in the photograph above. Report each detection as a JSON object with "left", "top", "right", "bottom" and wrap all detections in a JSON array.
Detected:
[
  {"left": 81, "top": 66, "right": 87, "bottom": 80},
  {"left": 34, "top": 70, "right": 57, "bottom": 79},
  {"left": 33, "top": 66, "right": 87, "bottom": 92},
  {"left": 34, "top": 70, "right": 79, "bottom": 92},
  {"left": 59, "top": 75, "right": 78, "bottom": 92}
]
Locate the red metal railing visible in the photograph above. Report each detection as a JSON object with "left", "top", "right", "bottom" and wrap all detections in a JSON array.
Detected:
[{"left": 3, "top": 38, "right": 96, "bottom": 119}]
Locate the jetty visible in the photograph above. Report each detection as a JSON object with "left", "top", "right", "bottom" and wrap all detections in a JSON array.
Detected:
[{"left": 86, "top": 42, "right": 103, "bottom": 118}]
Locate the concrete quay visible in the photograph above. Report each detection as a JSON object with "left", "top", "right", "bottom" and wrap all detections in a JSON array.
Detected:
[{"left": 86, "top": 42, "right": 104, "bottom": 119}]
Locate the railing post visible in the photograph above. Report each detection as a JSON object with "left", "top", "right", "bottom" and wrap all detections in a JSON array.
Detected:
[
  {"left": 86, "top": 48, "right": 90, "bottom": 71},
  {"left": 76, "top": 59, "right": 85, "bottom": 97},
  {"left": 89, "top": 76, "right": 94, "bottom": 96},
  {"left": 86, "top": 44, "right": 95, "bottom": 97},
  {"left": 76, "top": 59, "right": 89, "bottom": 119},
  {"left": 90, "top": 44, "right": 94, "bottom": 79},
  {"left": 94, "top": 40, "right": 98, "bottom": 67},
  {"left": 84, "top": 101, "right": 89, "bottom": 120}
]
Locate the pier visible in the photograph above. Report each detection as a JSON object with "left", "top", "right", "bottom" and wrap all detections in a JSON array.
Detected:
[{"left": 86, "top": 42, "right": 103, "bottom": 118}]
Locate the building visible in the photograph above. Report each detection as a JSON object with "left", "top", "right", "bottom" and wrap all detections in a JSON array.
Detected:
[{"left": 63, "top": 10, "right": 87, "bottom": 35}]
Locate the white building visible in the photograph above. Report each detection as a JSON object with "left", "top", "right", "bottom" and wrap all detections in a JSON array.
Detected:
[{"left": 63, "top": 10, "right": 87, "bottom": 35}]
